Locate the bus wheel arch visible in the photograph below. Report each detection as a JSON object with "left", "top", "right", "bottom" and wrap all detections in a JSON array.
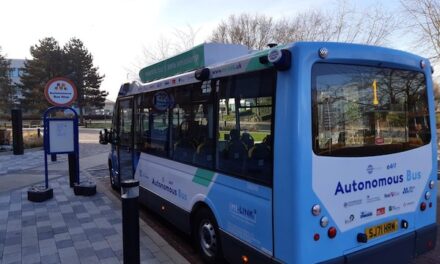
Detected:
[{"left": 191, "top": 203, "right": 223, "bottom": 263}]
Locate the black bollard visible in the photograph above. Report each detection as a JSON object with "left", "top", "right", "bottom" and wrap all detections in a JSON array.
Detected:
[
  {"left": 68, "top": 154, "right": 76, "bottom": 187},
  {"left": 121, "top": 179, "right": 140, "bottom": 264},
  {"left": 37, "top": 128, "right": 41, "bottom": 138},
  {"left": 11, "top": 109, "right": 24, "bottom": 155},
  {"left": 51, "top": 154, "right": 57, "bottom": 162}
]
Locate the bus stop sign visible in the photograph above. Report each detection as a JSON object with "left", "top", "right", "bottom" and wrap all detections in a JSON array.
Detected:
[{"left": 44, "top": 77, "right": 77, "bottom": 107}]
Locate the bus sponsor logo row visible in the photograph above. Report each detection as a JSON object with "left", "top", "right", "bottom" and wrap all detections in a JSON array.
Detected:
[{"left": 345, "top": 205, "right": 400, "bottom": 225}]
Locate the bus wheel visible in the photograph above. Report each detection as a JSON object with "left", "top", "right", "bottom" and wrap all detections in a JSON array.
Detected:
[
  {"left": 109, "top": 162, "right": 118, "bottom": 191},
  {"left": 194, "top": 208, "right": 223, "bottom": 263}
]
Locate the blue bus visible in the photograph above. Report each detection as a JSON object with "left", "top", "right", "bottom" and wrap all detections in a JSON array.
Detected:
[{"left": 100, "top": 42, "right": 437, "bottom": 263}]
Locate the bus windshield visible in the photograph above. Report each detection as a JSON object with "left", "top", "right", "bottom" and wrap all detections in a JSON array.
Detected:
[{"left": 312, "top": 63, "right": 430, "bottom": 157}]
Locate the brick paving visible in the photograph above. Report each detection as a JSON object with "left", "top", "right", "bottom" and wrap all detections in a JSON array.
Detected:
[{"left": 0, "top": 177, "right": 189, "bottom": 264}]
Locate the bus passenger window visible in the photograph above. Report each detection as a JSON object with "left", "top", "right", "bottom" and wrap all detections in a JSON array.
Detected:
[
  {"left": 216, "top": 69, "right": 275, "bottom": 186},
  {"left": 170, "top": 82, "right": 214, "bottom": 169},
  {"left": 136, "top": 93, "right": 170, "bottom": 157}
]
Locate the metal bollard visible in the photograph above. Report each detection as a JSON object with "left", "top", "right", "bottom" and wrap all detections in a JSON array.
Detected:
[
  {"left": 11, "top": 109, "right": 24, "bottom": 155},
  {"left": 68, "top": 154, "right": 76, "bottom": 187},
  {"left": 51, "top": 154, "right": 57, "bottom": 162},
  {"left": 121, "top": 179, "right": 140, "bottom": 264}
]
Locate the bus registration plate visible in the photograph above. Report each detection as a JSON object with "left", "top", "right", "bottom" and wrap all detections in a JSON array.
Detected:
[{"left": 365, "top": 220, "right": 398, "bottom": 240}]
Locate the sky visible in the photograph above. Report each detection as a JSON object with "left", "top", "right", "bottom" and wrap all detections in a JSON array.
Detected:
[{"left": 0, "top": 0, "right": 416, "bottom": 101}]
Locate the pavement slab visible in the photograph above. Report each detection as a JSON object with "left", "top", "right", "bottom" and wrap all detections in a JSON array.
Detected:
[{"left": 0, "top": 176, "right": 189, "bottom": 264}]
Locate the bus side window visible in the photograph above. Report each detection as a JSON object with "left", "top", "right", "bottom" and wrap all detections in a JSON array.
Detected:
[
  {"left": 171, "top": 82, "right": 215, "bottom": 169},
  {"left": 136, "top": 93, "right": 170, "bottom": 157},
  {"left": 216, "top": 70, "right": 275, "bottom": 186}
]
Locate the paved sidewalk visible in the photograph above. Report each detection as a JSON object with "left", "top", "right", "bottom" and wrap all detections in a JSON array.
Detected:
[
  {"left": 0, "top": 149, "right": 67, "bottom": 176},
  {"left": 0, "top": 177, "right": 189, "bottom": 264}
]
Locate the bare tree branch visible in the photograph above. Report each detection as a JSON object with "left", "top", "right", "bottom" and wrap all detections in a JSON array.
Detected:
[
  {"left": 210, "top": 1, "right": 397, "bottom": 49},
  {"left": 401, "top": 0, "right": 440, "bottom": 60}
]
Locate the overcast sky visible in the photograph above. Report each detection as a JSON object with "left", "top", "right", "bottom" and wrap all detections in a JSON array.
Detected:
[{"left": 0, "top": 0, "right": 412, "bottom": 101}]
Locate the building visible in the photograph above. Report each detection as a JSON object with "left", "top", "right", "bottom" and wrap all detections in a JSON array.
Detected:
[
  {"left": 8, "top": 59, "right": 25, "bottom": 104},
  {"left": 93, "top": 99, "right": 115, "bottom": 115}
]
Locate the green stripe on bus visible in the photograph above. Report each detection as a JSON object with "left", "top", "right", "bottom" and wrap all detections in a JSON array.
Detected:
[{"left": 193, "top": 168, "right": 215, "bottom": 187}]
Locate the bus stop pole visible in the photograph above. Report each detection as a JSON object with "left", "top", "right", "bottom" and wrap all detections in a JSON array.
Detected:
[
  {"left": 121, "top": 179, "right": 140, "bottom": 264},
  {"left": 44, "top": 150, "right": 49, "bottom": 189},
  {"left": 44, "top": 120, "right": 49, "bottom": 189}
]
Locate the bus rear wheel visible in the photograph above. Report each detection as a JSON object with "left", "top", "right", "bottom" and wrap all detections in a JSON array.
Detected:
[{"left": 194, "top": 208, "right": 223, "bottom": 263}]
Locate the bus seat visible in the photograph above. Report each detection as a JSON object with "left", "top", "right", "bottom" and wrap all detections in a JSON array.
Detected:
[
  {"left": 227, "top": 129, "right": 248, "bottom": 160},
  {"left": 223, "top": 140, "right": 248, "bottom": 172},
  {"left": 173, "top": 138, "right": 196, "bottom": 163},
  {"left": 248, "top": 143, "right": 272, "bottom": 182},
  {"left": 229, "top": 129, "right": 240, "bottom": 141},
  {"left": 241, "top": 132, "right": 254, "bottom": 149},
  {"left": 194, "top": 139, "right": 214, "bottom": 168}
]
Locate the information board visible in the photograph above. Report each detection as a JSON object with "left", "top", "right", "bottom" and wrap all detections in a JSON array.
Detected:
[{"left": 48, "top": 120, "right": 74, "bottom": 153}]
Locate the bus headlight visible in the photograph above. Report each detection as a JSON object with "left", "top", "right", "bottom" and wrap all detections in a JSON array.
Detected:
[{"left": 429, "top": 180, "right": 435, "bottom": 189}]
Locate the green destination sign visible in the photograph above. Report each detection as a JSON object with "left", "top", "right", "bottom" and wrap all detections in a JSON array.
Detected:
[{"left": 139, "top": 43, "right": 248, "bottom": 83}]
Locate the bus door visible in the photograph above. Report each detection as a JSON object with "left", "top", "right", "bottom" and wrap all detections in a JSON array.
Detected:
[{"left": 117, "top": 98, "right": 134, "bottom": 181}]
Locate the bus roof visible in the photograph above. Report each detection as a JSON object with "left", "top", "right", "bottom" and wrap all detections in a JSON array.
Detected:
[
  {"left": 121, "top": 41, "right": 423, "bottom": 98},
  {"left": 120, "top": 42, "right": 288, "bottom": 97}
]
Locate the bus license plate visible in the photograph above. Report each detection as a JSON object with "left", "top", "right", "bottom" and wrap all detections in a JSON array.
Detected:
[{"left": 365, "top": 220, "right": 398, "bottom": 240}]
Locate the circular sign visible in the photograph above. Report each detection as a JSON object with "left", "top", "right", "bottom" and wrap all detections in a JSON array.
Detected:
[
  {"left": 44, "top": 77, "right": 77, "bottom": 106},
  {"left": 153, "top": 91, "right": 174, "bottom": 111}
]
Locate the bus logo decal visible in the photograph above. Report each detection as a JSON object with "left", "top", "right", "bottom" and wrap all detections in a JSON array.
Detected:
[
  {"left": 334, "top": 174, "right": 404, "bottom": 196},
  {"left": 366, "top": 195, "right": 381, "bottom": 203},
  {"left": 152, "top": 178, "right": 177, "bottom": 196},
  {"left": 360, "top": 211, "right": 373, "bottom": 219},
  {"left": 403, "top": 186, "right": 415, "bottom": 194},
  {"left": 388, "top": 205, "right": 400, "bottom": 212},
  {"left": 367, "top": 164, "right": 374, "bottom": 174},
  {"left": 343, "top": 199, "right": 362, "bottom": 208},
  {"left": 376, "top": 207, "right": 386, "bottom": 216},
  {"left": 344, "top": 214, "right": 355, "bottom": 224},
  {"left": 384, "top": 191, "right": 400, "bottom": 198},
  {"left": 230, "top": 203, "right": 257, "bottom": 223}
]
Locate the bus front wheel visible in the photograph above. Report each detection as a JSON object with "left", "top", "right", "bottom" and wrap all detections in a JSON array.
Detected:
[
  {"left": 194, "top": 208, "right": 223, "bottom": 263},
  {"left": 109, "top": 162, "right": 118, "bottom": 191}
]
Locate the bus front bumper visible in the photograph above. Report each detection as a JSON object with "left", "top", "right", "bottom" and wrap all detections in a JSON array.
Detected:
[{"left": 320, "top": 224, "right": 437, "bottom": 264}]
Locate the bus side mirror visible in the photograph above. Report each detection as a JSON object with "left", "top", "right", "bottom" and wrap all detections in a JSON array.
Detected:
[{"left": 99, "top": 129, "right": 109, "bottom": 145}]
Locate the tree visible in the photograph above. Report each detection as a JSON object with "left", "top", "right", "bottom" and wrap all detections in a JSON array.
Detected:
[
  {"left": 0, "top": 47, "right": 14, "bottom": 114},
  {"left": 128, "top": 25, "right": 201, "bottom": 80},
  {"left": 210, "top": 14, "right": 274, "bottom": 50},
  {"left": 401, "top": 0, "right": 440, "bottom": 60},
  {"left": 64, "top": 38, "right": 106, "bottom": 124},
  {"left": 210, "top": 1, "right": 397, "bottom": 49},
  {"left": 20, "top": 37, "right": 107, "bottom": 121},
  {"left": 20, "top": 37, "right": 65, "bottom": 113}
]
